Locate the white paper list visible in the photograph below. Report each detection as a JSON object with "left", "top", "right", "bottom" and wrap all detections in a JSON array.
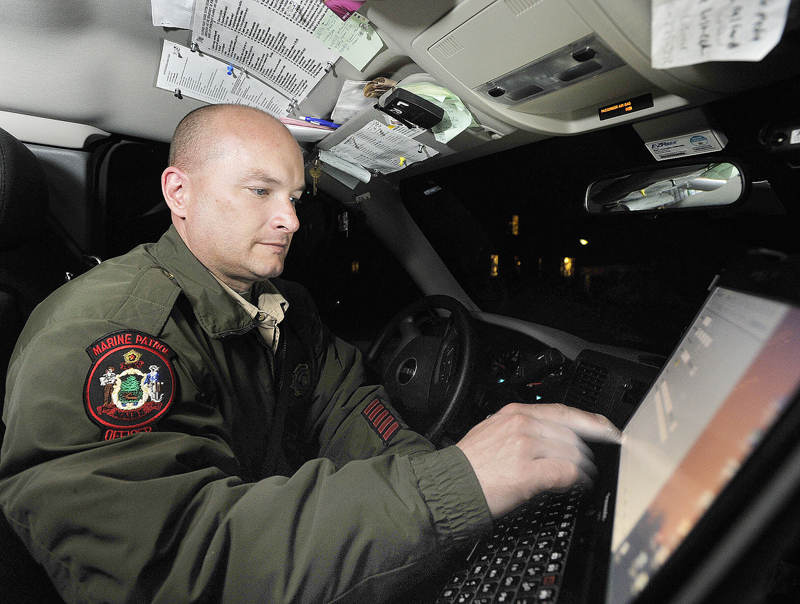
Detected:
[
  {"left": 192, "top": 0, "right": 339, "bottom": 103},
  {"left": 156, "top": 42, "right": 293, "bottom": 116}
]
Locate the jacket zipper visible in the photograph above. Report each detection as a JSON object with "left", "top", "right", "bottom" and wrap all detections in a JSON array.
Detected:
[
  {"left": 217, "top": 323, "right": 256, "bottom": 339},
  {"left": 275, "top": 334, "right": 288, "bottom": 393}
]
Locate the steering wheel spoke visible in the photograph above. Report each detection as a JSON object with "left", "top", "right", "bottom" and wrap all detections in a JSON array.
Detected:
[
  {"left": 366, "top": 295, "right": 477, "bottom": 444},
  {"left": 397, "top": 316, "right": 424, "bottom": 346}
]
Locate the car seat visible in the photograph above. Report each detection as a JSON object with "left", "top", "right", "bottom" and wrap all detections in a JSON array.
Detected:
[
  {"left": 0, "top": 125, "right": 79, "bottom": 604},
  {"left": 0, "top": 126, "right": 95, "bottom": 401}
]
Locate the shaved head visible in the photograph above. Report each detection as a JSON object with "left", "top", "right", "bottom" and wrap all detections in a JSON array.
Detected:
[
  {"left": 168, "top": 104, "right": 294, "bottom": 174},
  {"left": 161, "top": 103, "right": 306, "bottom": 291}
]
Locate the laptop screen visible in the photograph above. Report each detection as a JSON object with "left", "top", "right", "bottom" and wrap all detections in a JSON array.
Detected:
[{"left": 607, "top": 286, "right": 800, "bottom": 603}]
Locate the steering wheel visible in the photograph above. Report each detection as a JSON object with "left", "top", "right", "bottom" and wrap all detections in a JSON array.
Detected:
[{"left": 365, "top": 295, "right": 477, "bottom": 445}]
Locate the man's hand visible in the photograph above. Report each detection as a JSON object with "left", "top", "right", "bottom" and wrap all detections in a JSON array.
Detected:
[{"left": 456, "top": 403, "right": 622, "bottom": 518}]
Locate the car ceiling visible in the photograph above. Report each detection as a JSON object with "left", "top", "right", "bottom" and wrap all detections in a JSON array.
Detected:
[{"left": 1, "top": 0, "right": 799, "bottom": 188}]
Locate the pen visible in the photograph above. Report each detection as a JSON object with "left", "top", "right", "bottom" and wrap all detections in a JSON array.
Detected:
[{"left": 300, "top": 116, "right": 341, "bottom": 129}]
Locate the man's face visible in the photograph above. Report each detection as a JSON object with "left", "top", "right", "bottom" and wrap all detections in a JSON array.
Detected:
[{"left": 179, "top": 113, "right": 305, "bottom": 292}]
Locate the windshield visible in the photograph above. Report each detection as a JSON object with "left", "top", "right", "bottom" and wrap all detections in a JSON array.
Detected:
[{"left": 400, "top": 132, "right": 795, "bottom": 356}]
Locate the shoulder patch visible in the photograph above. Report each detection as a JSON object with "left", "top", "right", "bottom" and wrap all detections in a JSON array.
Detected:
[
  {"left": 84, "top": 330, "right": 176, "bottom": 440},
  {"left": 362, "top": 398, "right": 401, "bottom": 446}
]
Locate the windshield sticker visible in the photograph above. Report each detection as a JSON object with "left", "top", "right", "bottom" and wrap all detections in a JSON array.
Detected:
[{"left": 645, "top": 129, "right": 727, "bottom": 161}]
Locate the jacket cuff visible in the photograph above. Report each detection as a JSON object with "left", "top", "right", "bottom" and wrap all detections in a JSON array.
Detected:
[{"left": 410, "top": 445, "right": 493, "bottom": 549}]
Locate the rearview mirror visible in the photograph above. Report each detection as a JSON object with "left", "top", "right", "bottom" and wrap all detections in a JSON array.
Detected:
[{"left": 585, "top": 161, "right": 744, "bottom": 213}]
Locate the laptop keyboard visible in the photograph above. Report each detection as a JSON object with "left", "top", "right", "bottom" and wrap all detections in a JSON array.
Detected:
[{"left": 434, "top": 485, "right": 585, "bottom": 604}]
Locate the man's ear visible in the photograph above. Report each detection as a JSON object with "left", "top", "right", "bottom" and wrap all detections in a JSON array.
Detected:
[{"left": 162, "top": 166, "right": 190, "bottom": 219}]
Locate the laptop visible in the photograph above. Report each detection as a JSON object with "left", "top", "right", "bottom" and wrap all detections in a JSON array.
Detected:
[{"left": 428, "top": 250, "right": 800, "bottom": 604}]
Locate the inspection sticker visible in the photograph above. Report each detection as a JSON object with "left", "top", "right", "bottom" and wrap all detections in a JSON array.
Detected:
[{"left": 646, "top": 129, "right": 727, "bottom": 161}]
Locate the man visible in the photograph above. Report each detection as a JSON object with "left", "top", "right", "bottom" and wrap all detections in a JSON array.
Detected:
[{"left": 0, "top": 104, "right": 620, "bottom": 603}]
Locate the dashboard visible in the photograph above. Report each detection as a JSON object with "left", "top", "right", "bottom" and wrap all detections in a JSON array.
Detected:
[{"left": 449, "top": 320, "right": 664, "bottom": 440}]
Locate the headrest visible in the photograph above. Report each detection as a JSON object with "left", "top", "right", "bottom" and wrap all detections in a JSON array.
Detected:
[{"left": 0, "top": 127, "right": 49, "bottom": 250}]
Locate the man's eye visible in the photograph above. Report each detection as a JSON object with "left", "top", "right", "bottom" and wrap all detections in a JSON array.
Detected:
[
  {"left": 252, "top": 188, "right": 268, "bottom": 196},
  {"left": 290, "top": 196, "right": 303, "bottom": 206}
]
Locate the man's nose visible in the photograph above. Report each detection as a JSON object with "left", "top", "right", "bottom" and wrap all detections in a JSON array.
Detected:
[{"left": 272, "top": 196, "right": 300, "bottom": 233}]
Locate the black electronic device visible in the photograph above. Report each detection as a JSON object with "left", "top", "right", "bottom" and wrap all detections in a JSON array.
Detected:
[
  {"left": 762, "top": 121, "right": 800, "bottom": 154},
  {"left": 376, "top": 88, "right": 444, "bottom": 130}
]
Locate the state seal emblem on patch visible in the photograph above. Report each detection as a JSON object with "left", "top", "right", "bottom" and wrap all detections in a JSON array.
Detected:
[{"left": 84, "top": 330, "right": 176, "bottom": 440}]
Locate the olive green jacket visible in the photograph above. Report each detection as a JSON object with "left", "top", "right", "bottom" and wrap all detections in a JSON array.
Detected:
[{"left": 0, "top": 227, "right": 491, "bottom": 603}]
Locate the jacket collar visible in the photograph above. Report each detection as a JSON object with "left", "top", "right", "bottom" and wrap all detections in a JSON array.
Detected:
[{"left": 151, "top": 226, "right": 259, "bottom": 339}]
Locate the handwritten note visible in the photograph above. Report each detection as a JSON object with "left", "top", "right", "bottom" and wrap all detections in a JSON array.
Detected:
[
  {"left": 313, "top": 12, "right": 384, "bottom": 71},
  {"left": 651, "top": 0, "right": 791, "bottom": 69}
]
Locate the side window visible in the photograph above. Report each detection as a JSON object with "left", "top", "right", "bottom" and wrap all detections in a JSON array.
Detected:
[
  {"left": 283, "top": 192, "right": 421, "bottom": 348},
  {"left": 96, "top": 140, "right": 171, "bottom": 258}
]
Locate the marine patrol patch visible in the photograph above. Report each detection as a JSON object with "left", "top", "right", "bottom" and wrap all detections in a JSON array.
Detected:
[
  {"left": 84, "top": 330, "right": 176, "bottom": 440},
  {"left": 362, "top": 398, "right": 401, "bottom": 446}
]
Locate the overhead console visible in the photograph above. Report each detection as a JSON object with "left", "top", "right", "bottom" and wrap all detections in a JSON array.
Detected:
[
  {"left": 470, "top": 33, "right": 626, "bottom": 108},
  {"left": 406, "top": 0, "right": 799, "bottom": 135}
]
